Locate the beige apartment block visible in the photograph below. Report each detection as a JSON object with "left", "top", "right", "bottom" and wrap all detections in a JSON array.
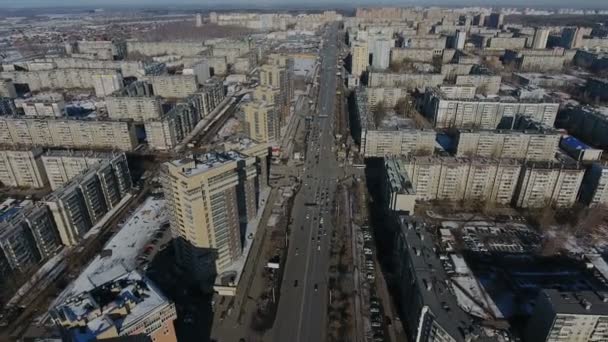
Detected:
[
  {"left": 162, "top": 152, "right": 259, "bottom": 277},
  {"left": 0, "top": 147, "right": 48, "bottom": 188},
  {"left": 145, "top": 75, "right": 198, "bottom": 98},
  {"left": 351, "top": 40, "right": 369, "bottom": 77},
  {"left": 41, "top": 150, "right": 115, "bottom": 190},
  {"left": 242, "top": 100, "right": 280, "bottom": 144}
]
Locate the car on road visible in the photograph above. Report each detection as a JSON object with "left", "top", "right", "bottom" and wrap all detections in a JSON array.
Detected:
[
  {"left": 314, "top": 284, "right": 318, "bottom": 291},
  {"left": 294, "top": 280, "right": 298, "bottom": 287}
]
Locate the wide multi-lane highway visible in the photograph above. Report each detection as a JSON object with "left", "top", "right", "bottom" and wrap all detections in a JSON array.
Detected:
[{"left": 272, "top": 23, "right": 341, "bottom": 342}]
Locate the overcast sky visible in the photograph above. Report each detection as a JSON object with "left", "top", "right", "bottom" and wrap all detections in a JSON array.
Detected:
[{"left": 2, "top": 0, "right": 608, "bottom": 9}]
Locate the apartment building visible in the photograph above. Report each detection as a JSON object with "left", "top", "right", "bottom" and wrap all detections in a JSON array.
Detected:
[
  {"left": 67, "top": 40, "right": 127, "bottom": 60},
  {"left": 353, "top": 89, "right": 436, "bottom": 158},
  {"left": 162, "top": 152, "right": 260, "bottom": 277},
  {"left": 365, "top": 87, "right": 405, "bottom": 109},
  {"left": 514, "top": 159, "right": 585, "bottom": 208},
  {"left": 405, "top": 35, "right": 447, "bottom": 49},
  {"left": 423, "top": 88, "right": 559, "bottom": 129},
  {"left": 105, "top": 81, "right": 164, "bottom": 121},
  {"left": 44, "top": 156, "right": 131, "bottom": 246},
  {"left": 144, "top": 103, "right": 200, "bottom": 151},
  {"left": 221, "top": 138, "right": 270, "bottom": 190},
  {"left": 188, "top": 78, "right": 225, "bottom": 118},
  {"left": 91, "top": 73, "right": 124, "bottom": 97},
  {"left": 557, "top": 105, "right": 608, "bottom": 149},
  {"left": 400, "top": 156, "right": 522, "bottom": 204},
  {"left": 0, "top": 117, "right": 138, "bottom": 151},
  {"left": 51, "top": 271, "right": 178, "bottom": 342},
  {"left": 532, "top": 27, "right": 550, "bottom": 49},
  {"left": 368, "top": 72, "right": 445, "bottom": 90},
  {"left": 0, "top": 68, "right": 123, "bottom": 93},
  {"left": 394, "top": 218, "right": 482, "bottom": 342},
  {"left": 455, "top": 127, "right": 559, "bottom": 161},
  {"left": 0, "top": 200, "right": 62, "bottom": 280},
  {"left": 31, "top": 57, "right": 162, "bottom": 78},
  {"left": 18, "top": 95, "right": 65, "bottom": 117},
  {"left": 351, "top": 40, "right": 369, "bottom": 78},
  {"left": 259, "top": 57, "right": 293, "bottom": 121},
  {"left": 370, "top": 38, "right": 392, "bottom": 69},
  {"left": 580, "top": 163, "right": 608, "bottom": 207},
  {"left": 41, "top": 151, "right": 124, "bottom": 191},
  {"left": 383, "top": 157, "right": 416, "bottom": 215},
  {"left": 145, "top": 75, "right": 199, "bottom": 99},
  {"left": 242, "top": 101, "right": 280, "bottom": 144},
  {"left": 390, "top": 48, "right": 452, "bottom": 64},
  {"left": 0, "top": 148, "right": 48, "bottom": 189},
  {"left": 0, "top": 79, "right": 17, "bottom": 98},
  {"left": 525, "top": 289, "right": 608, "bottom": 342},
  {"left": 454, "top": 74, "right": 501, "bottom": 95},
  {"left": 126, "top": 41, "right": 208, "bottom": 57}
]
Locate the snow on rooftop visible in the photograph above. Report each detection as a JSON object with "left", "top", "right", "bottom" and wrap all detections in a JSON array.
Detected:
[{"left": 51, "top": 197, "right": 168, "bottom": 308}]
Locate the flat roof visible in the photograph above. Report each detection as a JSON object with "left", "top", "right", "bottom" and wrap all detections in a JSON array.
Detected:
[{"left": 542, "top": 289, "right": 608, "bottom": 316}]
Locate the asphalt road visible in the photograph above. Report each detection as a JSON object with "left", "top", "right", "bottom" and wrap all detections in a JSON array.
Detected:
[{"left": 272, "top": 22, "right": 341, "bottom": 342}]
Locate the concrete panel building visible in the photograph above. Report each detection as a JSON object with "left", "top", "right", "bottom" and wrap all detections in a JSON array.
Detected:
[
  {"left": 0, "top": 201, "right": 62, "bottom": 280},
  {"left": 514, "top": 159, "right": 585, "bottom": 208},
  {"left": 188, "top": 78, "right": 226, "bottom": 118},
  {"left": 126, "top": 41, "right": 208, "bottom": 57},
  {"left": 556, "top": 105, "right": 608, "bottom": 150},
  {"left": 0, "top": 148, "right": 48, "bottom": 189},
  {"left": 17, "top": 94, "right": 66, "bottom": 117},
  {"left": 368, "top": 72, "right": 445, "bottom": 89},
  {"left": 383, "top": 157, "right": 416, "bottom": 215},
  {"left": 145, "top": 103, "right": 200, "bottom": 151},
  {"left": 44, "top": 156, "right": 131, "bottom": 245},
  {"left": 423, "top": 88, "right": 559, "bottom": 129},
  {"left": 0, "top": 117, "right": 137, "bottom": 151},
  {"left": 454, "top": 74, "right": 501, "bottom": 95},
  {"left": 580, "top": 163, "right": 608, "bottom": 207},
  {"left": 370, "top": 38, "right": 392, "bottom": 69},
  {"left": 145, "top": 75, "right": 198, "bottom": 99},
  {"left": 0, "top": 69, "right": 123, "bottom": 93},
  {"left": 455, "top": 127, "right": 559, "bottom": 161},
  {"left": 399, "top": 155, "right": 522, "bottom": 204},
  {"left": 162, "top": 152, "right": 260, "bottom": 278},
  {"left": 532, "top": 27, "right": 550, "bottom": 49},
  {"left": 105, "top": 81, "right": 164, "bottom": 121},
  {"left": 41, "top": 150, "right": 119, "bottom": 191},
  {"left": 525, "top": 289, "right": 608, "bottom": 342}
]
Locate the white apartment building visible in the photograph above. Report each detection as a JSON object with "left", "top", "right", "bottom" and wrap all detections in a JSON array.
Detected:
[
  {"left": 400, "top": 156, "right": 522, "bottom": 204},
  {"left": 0, "top": 117, "right": 137, "bottom": 151},
  {"left": 580, "top": 163, "right": 608, "bottom": 207},
  {"left": 515, "top": 160, "right": 585, "bottom": 208},
  {"left": 455, "top": 129, "right": 559, "bottom": 161},
  {"left": 92, "top": 73, "right": 124, "bottom": 97},
  {"left": 423, "top": 88, "right": 559, "bottom": 129}
]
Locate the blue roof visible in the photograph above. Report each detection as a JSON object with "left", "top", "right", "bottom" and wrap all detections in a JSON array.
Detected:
[
  {"left": 0, "top": 207, "right": 21, "bottom": 223},
  {"left": 561, "top": 135, "right": 591, "bottom": 151}
]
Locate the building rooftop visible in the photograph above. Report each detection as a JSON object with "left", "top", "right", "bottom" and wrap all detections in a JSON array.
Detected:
[
  {"left": 398, "top": 217, "right": 479, "bottom": 341},
  {"left": 170, "top": 151, "right": 247, "bottom": 177},
  {"left": 51, "top": 270, "right": 171, "bottom": 342},
  {"left": 385, "top": 157, "right": 415, "bottom": 195},
  {"left": 542, "top": 289, "right": 608, "bottom": 316},
  {"left": 50, "top": 197, "right": 168, "bottom": 309}
]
